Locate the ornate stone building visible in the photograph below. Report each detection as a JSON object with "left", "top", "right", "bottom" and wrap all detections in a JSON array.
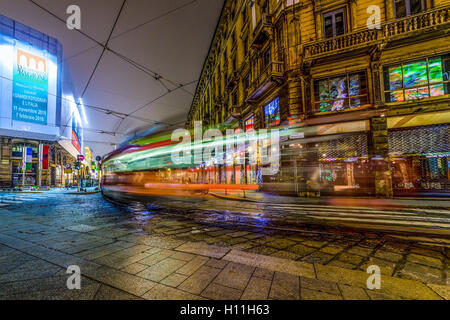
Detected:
[{"left": 187, "top": 0, "right": 450, "bottom": 198}]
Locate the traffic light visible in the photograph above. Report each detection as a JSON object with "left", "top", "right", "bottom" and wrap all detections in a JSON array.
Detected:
[{"left": 74, "top": 161, "right": 81, "bottom": 170}]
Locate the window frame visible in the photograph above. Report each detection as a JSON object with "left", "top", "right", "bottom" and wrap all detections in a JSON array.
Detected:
[
  {"left": 323, "top": 7, "right": 347, "bottom": 39},
  {"left": 313, "top": 71, "right": 369, "bottom": 113},
  {"left": 264, "top": 96, "right": 281, "bottom": 128},
  {"left": 383, "top": 54, "right": 450, "bottom": 103},
  {"left": 394, "top": 0, "right": 425, "bottom": 18}
]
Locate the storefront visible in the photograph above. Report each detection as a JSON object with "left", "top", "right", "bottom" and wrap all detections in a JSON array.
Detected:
[{"left": 389, "top": 124, "right": 450, "bottom": 197}]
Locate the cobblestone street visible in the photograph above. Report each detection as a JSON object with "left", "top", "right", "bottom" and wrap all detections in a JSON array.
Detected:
[{"left": 0, "top": 192, "right": 448, "bottom": 300}]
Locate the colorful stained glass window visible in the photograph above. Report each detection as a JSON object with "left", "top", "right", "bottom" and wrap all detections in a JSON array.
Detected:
[
  {"left": 264, "top": 97, "right": 280, "bottom": 127},
  {"left": 384, "top": 54, "right": 450, "bottom": 103}
]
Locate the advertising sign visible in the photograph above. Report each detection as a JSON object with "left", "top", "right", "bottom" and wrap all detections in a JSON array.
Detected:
[
  {"left": 12, "top": 49, "right": 48, "bottom": 125},
  {"left": 42, "top": 145, "right": 49, "bottom": 170},
  {"left": 23, "top": 147, "right": 32, "bottom": 172},
  {"left": 72, "top": 115, "right": 81, "bottom": 152}
]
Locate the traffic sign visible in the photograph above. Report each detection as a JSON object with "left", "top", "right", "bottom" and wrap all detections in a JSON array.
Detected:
[
  {"left": 65, "top": 164, "right": 71, "bottom": 169},
  {"left": 77, "top": 155, "right": 85, "bottom": 161}
]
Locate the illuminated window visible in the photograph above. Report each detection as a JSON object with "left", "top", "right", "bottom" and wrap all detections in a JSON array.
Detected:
[
  {"left": 244, "top": 116, "right": 255, "bottom": 132},
  {"left": 394, "top": 0, "right": 424, "bottom": 18},
  {"left": 383, "top": 54, "right": 450, "bottom": 102},
  {"left": 314, "top": 71, "right": 368, "bottom": 112},
  {"left": 264, "top": 97, "right": 280, "bottom": 127}
]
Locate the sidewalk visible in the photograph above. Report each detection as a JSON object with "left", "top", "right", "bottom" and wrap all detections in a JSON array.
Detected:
[
  {"left": 0, "top": 187, "right": 100, "bottom": 195},
  {"left": 210, "top": 190, "right": 450, "bottom": 210}
]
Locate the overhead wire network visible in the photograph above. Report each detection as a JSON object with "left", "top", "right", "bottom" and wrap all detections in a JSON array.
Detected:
[{"left": 26, "top": 0, "right": 202, "bottom": 137}]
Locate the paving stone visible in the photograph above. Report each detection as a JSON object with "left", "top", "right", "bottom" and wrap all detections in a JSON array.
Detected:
[
  {"left": 121, "top": 263, "right": 148, "bottom": 275},
  {"left": 223, "top": 250, "right": 315, "bottom": 279},
  {"left": 139, "top": 250, "right": 174, "bottom": 266},
  {"left": 300, "top": 277, "right": 340, "bottom": 295},
  {"left": 328, "top": 260, "right": 356, "bottom": 269},
  {"left": 346, "top": 246, "right": 373, "bottom": 257},
  {"left": 241, "top": 276, "right": 271, "bottom": 300},
  {"left": 161, "top": 273, "right": 188, "bottom": 287},
  {"left": 269, "top": 272, "right": 300, "bottom": 300},
  {"left": 301, "top": 288, "right": 342, "bottom": 300},
  {"left": 228, "top": 231, "right": 250, "bottom": 238},
  {"left": 170, "top": 251, "right": 196, "bottom": 262},
  {"left": 409, "top": 246, "right": 444, "bottom": 259},
  {"left": 231, "top": 242, "right": 255, "bottom": 250},
  {"left": 337, "top": 253, "right": 364, "bottom": 265},
  {"left": 0, "top": 265, "right": 62, "bottom": 283},
  {"left": 205, "top": 258, "right": 228, "bottom": 269},
  {"left": 360, "top": 257, "right": 396, "bottom": 276},
  {"left": 202, "top": 283, "right": 242, "bottom": 300},
  {"left": 176, "top": 241, "right": 230, "bottom": 259},
  {"left": 315, "top": 264, "right": 441, "bottom": 300},
  {"left": 245, "top": 245, "right": 278, "bottom": 255},
  {"left": 266, "top": 239, "right": 296, "bottom": 250},
  {"left": 286, "top": 244, "right": 316, "bottom": 257},
  {"left": 427, "top": 283, "right": 450, "bottom": 300},
  {"left": 143, "top": 283, "right": 205, "bottom": 300},
  {"left": 302, "top": 240, "right": 326, "bottom": 248},
  {"left": 84, "top": 266, "right": 156, "bottom": 297},
  {"left": 365, "top": 290, "right": 402, "bottom": 300},
  {"left": 253, "top": 268, "right": 274, "bottom": 281},
  {"left": 137, "top": 258, "right": 186, "bottom": 282},
  {"left": 373, "top": 250, "right": 403, "bottom": 263},
  {"left": 338, "top": 284, "right": 370, "bottom": 300},
  {"left": 407, "top": 253, "right": 443, "bottom": 269},
  {"left": 214, "top": 262, "right": 254, "bottom": 290},
  {"left": 398, "top": 262, "right": 444, "bottom": 284},
  {"left": 178, "top": 266, "right": 221, "bottom": 295},
  {"left": 270, "top": 250, "right": 301, "bottom": 260},
  {"left": 301, "top": 251, "right": 334, "bottom": 265},
  {"left": 176, "top": 256, "right": 209, "bottom": 276},
  {"left": 320, "top": 245, "right": 344, "bottom": 255},
  {"left": 94, "top": 284, "right": 143, "bottom": 300}
]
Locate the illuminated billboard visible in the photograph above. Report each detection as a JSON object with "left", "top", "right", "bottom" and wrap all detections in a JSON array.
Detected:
[
  {"left": 13, "top": 49, "right": 49, "bottom": 124},
  {"left": 0, "top": 15, "right": 62, "bottom": 140},
  {"left": 72, "top": 114, "right": 82, "bottom": 153}
]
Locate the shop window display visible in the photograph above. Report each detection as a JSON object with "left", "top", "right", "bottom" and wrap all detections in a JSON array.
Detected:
[
  {"left": 314, "top": 72, "right": 368, "bottom": 112},
  {"left": 384, "top": 54, "right": 450, "bottom": 102},
  {"left": 264, "top": 97, "right": 280, "bottom": 127}
]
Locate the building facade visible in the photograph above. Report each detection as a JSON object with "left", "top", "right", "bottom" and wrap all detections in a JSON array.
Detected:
[
  {"left": 0, "top": 15, "right": 85, "bottom": 189},
  {"left": 187, "top": 0, "right": 450, "bottom": 198}
]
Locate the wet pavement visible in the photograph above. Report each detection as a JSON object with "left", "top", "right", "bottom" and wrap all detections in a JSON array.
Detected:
[{"left": 0, "top": 192, "right": 448, "bottom": 300}]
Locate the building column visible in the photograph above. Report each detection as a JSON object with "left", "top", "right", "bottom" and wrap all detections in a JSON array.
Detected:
[
  {"left": 0, "top": 138, "right": 12, "bottom": 188},
  {"left": 370, "top": 117, "right": 393, "bottom": 198},
  {"left": 287, "top": 72, "right": 302, "bottom": 116}
]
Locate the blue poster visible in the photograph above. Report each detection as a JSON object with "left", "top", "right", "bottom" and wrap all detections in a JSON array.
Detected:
[{"left": 12, "top": 48, "right": 48, "bottom": 124}]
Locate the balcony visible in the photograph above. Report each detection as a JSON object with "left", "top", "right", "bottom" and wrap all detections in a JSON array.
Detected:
[
  {"left": 251, "top": 14, "right": 273, "bottom": 49},
  {"left": 247, "top": 61, "right": 284, "bottom": 102},
  {"left": 225, "top": 106, "right": 242, "bottom": 124},
  {"left": 303, "top": 6, "right": 449, "bottom": 61}
]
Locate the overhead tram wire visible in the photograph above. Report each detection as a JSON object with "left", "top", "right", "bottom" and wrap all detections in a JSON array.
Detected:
[
  {"left": 81, "top": 0, "right": 128, "bottom": 98},
  {"left": 28, "top": 0, "right": 197, "bottom": 112},
  {"left": 0, "top": 74, "right": 175, "bottom": 134},
  {"left": 63, "top": 0, "right": 200, "bottom": 63}
]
